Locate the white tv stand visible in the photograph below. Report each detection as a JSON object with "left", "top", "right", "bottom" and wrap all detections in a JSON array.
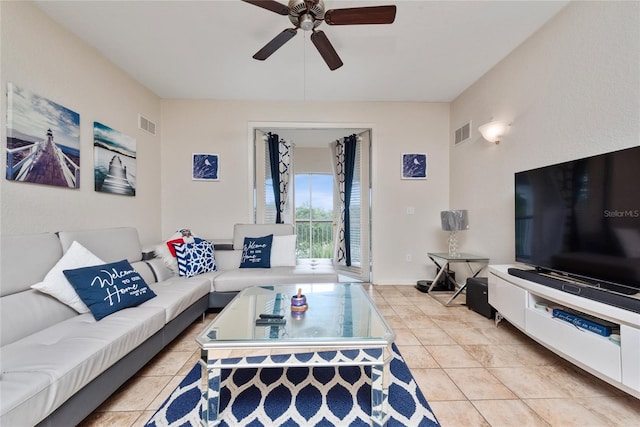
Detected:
[{"left": 488, "top": 265, "right": 640, "bottom": 399}]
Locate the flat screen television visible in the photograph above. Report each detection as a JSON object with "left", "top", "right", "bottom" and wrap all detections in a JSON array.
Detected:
[{"left": 514, "top": 146, "right": 640, "bottom": 295}]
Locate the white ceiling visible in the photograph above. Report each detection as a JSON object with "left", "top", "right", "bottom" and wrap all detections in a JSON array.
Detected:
[{"left": 34, "top": 0, "right": 569, "bottom": 103}]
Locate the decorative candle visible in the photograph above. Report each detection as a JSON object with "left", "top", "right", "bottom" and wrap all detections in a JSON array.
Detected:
[{"left": 291, "top": 288, "right": 308, "bottom": 312}]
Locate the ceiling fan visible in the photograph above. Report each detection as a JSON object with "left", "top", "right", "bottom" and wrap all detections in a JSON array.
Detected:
[{"left": 242, "top": 0, "right": 397, "bottom": 70}]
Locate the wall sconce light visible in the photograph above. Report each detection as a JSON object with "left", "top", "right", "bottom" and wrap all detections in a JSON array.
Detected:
[{"left": 478, "top": 120, "right": 510, "bottom": 144}]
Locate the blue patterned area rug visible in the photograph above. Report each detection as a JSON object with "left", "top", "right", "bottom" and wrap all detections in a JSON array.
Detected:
[{"left": 146, "top": 344, "right": 440, "bottom": 426}]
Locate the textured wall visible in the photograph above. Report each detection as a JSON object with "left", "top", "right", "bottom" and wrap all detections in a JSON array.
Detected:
[
  {"left": 450, "top": 1, "right": 640, "bottom": 272},
  {"left": 0, "top": 2, "right": 162, "bottom": 245},
  {"left": 160, "top": 100, "right": 450, "bottom": 284}
]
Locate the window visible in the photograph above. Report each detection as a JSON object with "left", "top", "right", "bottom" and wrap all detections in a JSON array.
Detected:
[
  {"left": 295, "top": 174, "right": 333, "bottom": 259},
  {"left": 264, "top": 177, "right": 276, "bottom": 224}
]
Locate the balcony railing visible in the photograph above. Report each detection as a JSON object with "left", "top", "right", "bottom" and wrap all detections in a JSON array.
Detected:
[{"left": 295, "top": 220, "right": 333, "bottom": 259}]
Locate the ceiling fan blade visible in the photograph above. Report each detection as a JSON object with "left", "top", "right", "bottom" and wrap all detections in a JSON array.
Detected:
[
  {"left": 324, "top": 5, "right": 397, "bottom": 25},
  {"left": 253, "top": 28, "right": 297, "bottom": 60},
  {"left": 311, "top": 30, "right": 343, "bottom": 71},
  {"left": 241, "top": 0, "right": 289, "bottom": 16}
]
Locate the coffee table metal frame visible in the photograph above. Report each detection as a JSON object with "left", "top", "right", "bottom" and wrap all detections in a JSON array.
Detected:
[{"left": 196, "top": 283, "right": 395, "bottom": 427}]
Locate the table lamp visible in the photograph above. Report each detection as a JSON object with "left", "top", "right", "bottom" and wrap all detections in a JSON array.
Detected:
[{"left": 441, "top": 210, "right": 469, "bottom": 257}]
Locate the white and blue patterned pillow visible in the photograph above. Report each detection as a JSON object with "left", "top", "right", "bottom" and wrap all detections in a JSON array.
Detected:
[{"left": 174, "top": 240, "right": 216, "bottom": 278}]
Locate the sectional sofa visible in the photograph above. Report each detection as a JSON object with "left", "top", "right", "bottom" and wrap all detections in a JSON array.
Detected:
[
  {"left": 184, "top": 223, "right": 339, "bottom": 307},
  {"left": 0, "top": 223, "right": 338, "bottom": 426}
]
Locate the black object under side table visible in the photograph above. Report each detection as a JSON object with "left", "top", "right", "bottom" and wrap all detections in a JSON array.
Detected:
[{"left": 426, "top": 252, "right": 490, "bottom": 306}]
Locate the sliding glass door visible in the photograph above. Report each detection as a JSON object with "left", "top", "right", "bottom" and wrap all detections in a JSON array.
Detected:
[
  {"left": 253, "top": 126, "right": 372, "bottom": 282},
  {"left": 333, "top": 133, "right": 370, "bottom": 282}
]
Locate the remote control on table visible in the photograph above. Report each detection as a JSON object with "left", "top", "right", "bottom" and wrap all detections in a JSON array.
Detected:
[
  {"left": 259, "top": 313, "right": 284, "bottom": 319},
  {"left": 255, "top": 318, "right": 286, "bottom": 326}
]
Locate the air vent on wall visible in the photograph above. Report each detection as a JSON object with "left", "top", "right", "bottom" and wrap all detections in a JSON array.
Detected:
[
  {"left": 454, "top": 121, "right": 472, "bottom": 145},
  {"left": 138, "top": 114, "right": 156, "bottom": 136}
]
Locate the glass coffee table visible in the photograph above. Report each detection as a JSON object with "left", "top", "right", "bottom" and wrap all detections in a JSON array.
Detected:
[{"left": 196, "top": 283, "right": 395, "bottom": 426}]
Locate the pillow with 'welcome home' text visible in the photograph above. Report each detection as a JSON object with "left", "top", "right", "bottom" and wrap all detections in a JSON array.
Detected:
[
  {"left": 63, "top": 260, "right": 156, "bottom": 320},
  {"left": 240, "top": 235, "right": 273, "bottom": 268}
]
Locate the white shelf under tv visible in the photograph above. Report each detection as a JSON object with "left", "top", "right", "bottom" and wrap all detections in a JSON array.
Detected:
[{"left": 488, "top": 265, "right": 640, "bottom": 399}]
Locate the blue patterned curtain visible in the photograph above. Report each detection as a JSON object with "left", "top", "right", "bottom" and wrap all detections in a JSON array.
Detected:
[
  {"left": 267, "top": 133, "right": 292, "bottom": 224},
  {"left": 330, "top": 134, "right": 357, "bottom": 266}
]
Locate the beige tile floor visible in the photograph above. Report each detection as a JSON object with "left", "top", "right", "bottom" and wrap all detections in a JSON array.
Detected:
[{"left": 79, "top": 284, "right": 640, "bottom": 427}]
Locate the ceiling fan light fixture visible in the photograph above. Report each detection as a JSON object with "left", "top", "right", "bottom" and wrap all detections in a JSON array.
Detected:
[{"left": 299, "top": 13, "right": 315, "bottom": 31}]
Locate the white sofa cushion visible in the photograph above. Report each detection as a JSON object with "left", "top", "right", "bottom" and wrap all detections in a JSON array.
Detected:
[
  {"left": 232, "top": 223, "right": 294, "bottom": 249},
  {"left": 144, "top": 276, "right": 211, "bottom": 323},
  {"left": 0, "top": 289, "right": 77, "bottom": 347},
  {"left": 1, "top": 232, "right": 62, "bottom": 297},
  {"left": 58, "top": 227, "right": 142, "bottom": 264},
  {"left": 214, "top": 249, "right": 243, "bottom": 270},
  {"left": 145, "top": 258, "right": 176, "bottom": 283},
  {"left": 213, "top": 261, "right": 339, "bottom": 293},
  {"left": 0, "top": 306, "right": 165, "bottom": 426},
  {"left": 131, "top": 260, "right": 159, "bottom": 285}
]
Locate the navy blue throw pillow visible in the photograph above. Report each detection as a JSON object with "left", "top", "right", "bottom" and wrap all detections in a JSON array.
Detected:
[
  {"left": 63, "top": 259, "right": 156, "bottom": 320},
  {"left": 240, "top": 234, "right": 273, "bottom": 268}
]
